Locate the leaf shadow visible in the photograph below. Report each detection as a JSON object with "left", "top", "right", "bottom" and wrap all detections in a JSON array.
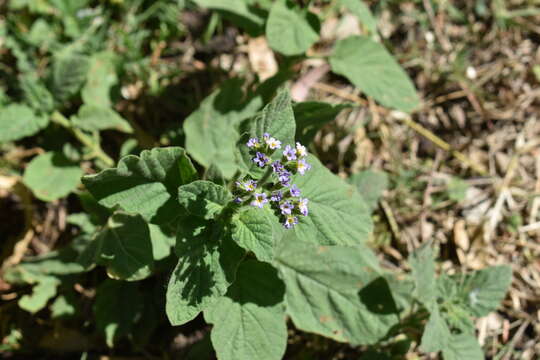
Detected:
[{"left": 358, "top": 276, "right": 400, "bottom": 315}]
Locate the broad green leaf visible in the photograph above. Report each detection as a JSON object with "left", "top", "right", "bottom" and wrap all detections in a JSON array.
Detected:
[
  {"left": 71, "top": 104, "right": 133, "bottom": 133},
  {"left": 19, "top": 74, "right": 55, "bottom": 112},
  {"left": 275, "top": 240, "right": 399, "bottom": 345},
  {"left": 239, "top": 90, "right": 296, "bottom": 176},
  {"left": 409, "top": 242, "right": 437, "bottom": 309},
  {"left": 0, "top": 104, "right": 48, "bottom": 143},
  {"left": 80, "top": 212, "right": 154, "bottom": 281},
  {"left": 205, "top": 260, "right": 287, "bottom": 360},
  {"left": 457, "top": 265, "right": 512, "bottom": 317},
  {"left": 25, "top": 18, "right": 56, "bottom": 47},
  {"left": 82, "top": 147, "right": 197, "bottom": 224},
  {"left": 81, "top": 51, "right": 118, "bottom": 108},
  {"left": 294, "top": 102, "right": 349, "bottom": 145},
  {"left": 231, "top": 207, "right": 283, "bottom": 262},
  {"left": 23, "top": 152, "right": 83, "bottom": 202},
  {"left": 349, "top": 170, "right": 389, "bottom": 212},
  {"left": 18, "top": 277, "right": 60, "bottom": 313},
  {"left": 94, "top": 280, "right": 143, "bottom": 347},
  {"left": 340, "top": 0, "right": 377, "bottom": 34},
  {"left": 421, "top": 307, "right": 451, "bottom": 353},
  {"left": 166, "top": 229, "right": 245, "bottom": 325},
  {"left": 441, "top": 333, "right": 483, "bottom": 360},
  {"left": 52, "top": 52, "right": 89, "bottom": 100},
  {"left": 178, "top": 180, "right": 232, "bottom": 219},
  {"left": 266, "top": 1, "right": 319, "bottom": 56},
  {"left": 184, "top": 82, "right": 260, "bottom": 178},
  {"left": 329, "top": 36, "right": 420, "bottom": 112},
  {"left": 291, "top": 155, "right": 373, "bottom": 245}
]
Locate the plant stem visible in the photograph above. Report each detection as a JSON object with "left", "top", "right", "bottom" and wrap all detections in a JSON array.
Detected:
[
  {"left": 258, "top": 166, "right": 274, "bottom": 187},
  {"left": 50, "top": 111, "right": 115, "bottom": 167}
]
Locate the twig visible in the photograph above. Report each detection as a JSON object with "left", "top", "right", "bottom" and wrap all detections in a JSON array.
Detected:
[{"left": 50, "top": 111, "right": 114, "bottom": 167}]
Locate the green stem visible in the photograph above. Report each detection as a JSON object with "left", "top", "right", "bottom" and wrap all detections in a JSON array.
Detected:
[
  {"left": 258, "top": 166, "right": 274, "bottom": 187},
  {"left": 50, "top": 111, "right": 115, "bottom": 167}
]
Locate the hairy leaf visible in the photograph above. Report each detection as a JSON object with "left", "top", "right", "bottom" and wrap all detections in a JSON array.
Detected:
[
  {"left": 0, "top": 104, "right": 48, "bottom": 143},
  {"left": 421, "top": 307, "right": 451, "bottom": 353},
  {"left": 275, "top": 240, "right": 399, "bottom": 345},
  {"left": 294, "top": 101, "right": 349, "bottom": 145},
  {"left": 71, "top": 104, "right": 133, "bottom": 133},
  {"left": 52, "top": 52, "right": 89, "bottom": 100},
  {"left": 205, "top": 260, "right": 287, "bottom": 360},
  {"left": 441, "top": 333, "right": 483, "bottom": 360},
  {"left": 348, "top": 170, "right": 389, "bottom": 212},
  {"left": 291, "top": 155, "right": 373, "bottom": 245},
  {"left": 340, "top": 0, "right": 377, "bottom": 35},
  {"left": 266, "top": 1, "right": 319, "bottom": 56},
  {"left": 409, "top": 242, "right": 437, "bottom": 310},
  {"left": 82, "top": 147, "right": 197, "bottom": 224},
  {"left": 23, "top": 152, "right": 82, "bottom": 202},
  {"left": 329, "top": 36, "right": 420, "bottom": 112},
  {"left": 178, "top": 180, "right": 232, "bottom": 219},
  {"left": 81, "top": 51, "right": 118, "bottom": 107}
]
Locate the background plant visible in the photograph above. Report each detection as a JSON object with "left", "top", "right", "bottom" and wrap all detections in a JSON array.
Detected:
[{"left": 1, "top": 0, "right": 538, "bottom": 359}]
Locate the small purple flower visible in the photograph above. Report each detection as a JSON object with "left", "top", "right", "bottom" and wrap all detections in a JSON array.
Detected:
[
  {"left": 270, "top": 191, "right": 283, "bottom": 202},
  {"left": 236, "top": 180, "right": 257, "bottom": 192},
  {"left": 296, "top": 142, "right": 307, "bottom": 157},
  {"left": 250, "top": 192, "right": 268, "bottom": 208},
  {"left": 298, "top": 198, "right": 309, "bottom": 216},
  {"left": 262, "top": 133, "right": 270, "bottom": 141},
  {"left": 296, "top": 159, "right": 311, "bottom": 175},
  {"left": 283, "top": 215, "right": 298, "bottom": 229},
  {"left": 252, "top": 152, "right": 269, "bottom": 168},
  {"left": 271, "top": 161, "right": 284, "bottom": 173},
  {"left": 247, "top": 137, "right": 260, "bottom": 148},
  {"left": 280, "top": 201, "right": 294, "bottom": 215},
  {"left": 283, "top": 145, "right": 297, "bottom": 161},
  {"left": 266, "top": 137, "right": 282, "bottom": 150},
  {"left": 278, "top": 170, "right": 291, "bottom": 186},
  {"left": 233, "top": 197, "right": 242, "bottom": 204},
  {"left": 290, "top": 184, "right": 301, "bottom": 197}
]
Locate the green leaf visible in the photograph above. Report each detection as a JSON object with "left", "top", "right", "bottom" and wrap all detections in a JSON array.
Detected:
[
  {"left": 0, "top": 104, "right": 48, "bottom": 143},
  {"left": 274, "top": 240, "right": 399, "bottom": 345},
  {"left": 340, "top": 0, "right": 377, "bottom": 35},
  {"left": 447, "top": 177, "right": 469, "bottom": 202},
  {"left": 166, "top": 228, "right": 245, "bottom": 325},
  {"left": 457, "top": 265, "right": 512, "bottom": 317},
  {"left": 231, "top": 207, "right": 283, "bottom": 262},
  {"left": 71, "top": 104, "right": 133, "bottom": 133},
  {"left": 441, "top": 333, "right": 484, "bottom": 360},
  {"left": 291, "top": 155, "right": 373, "bottom": 245},
  {"left": 23, "top": 152, "right": 83, "bottom": 202},
  {"left": 178, "top": 180, "right": 232, "bottom": 219},
  {"left": 266, "top": 0, "right": 319, "bottom": 56},
  {"left": 19, "top": 73, "right": 55, "bottom": 112},
  {"left": 193, "top": 0, "right": 265, "bottom": 32},
  {"left": 18, "top": 277, "right": 60, "bottom": 313},
  {"left": 94, "top": 280, "right": 143, "bottom": 347},
  {"left": 52, "top": 52, "right": 89, "bottom": 101},
  {"left": 349, "top": 170, "right": 389, "bottom": 212},
  {"left": 80, "top": 212, "right": 154, "bottom": 281},
  {"left": 421, "top": 307, "right": 451, "bottom": 353},
  {"left": 81, "top": 51, "right": 118, "bottom": 108},
  {"left": 82, "top": 147, "right": 197, "bottom": 224},
  {"left": 409, "top": 242, "right": 437, "bottom": 310},
  {"left": 148, "top": 223, "right": 175, "bottom": 261},
  {"left": 294, "top": 101, "right": 349, "bottom": 145},
  {"left": 329, "top": 36, "right": 420, "bottom": 112},
  {"left": 184, "top": 82, "right": 260, "bottom": 178},
  {"left": 51, "top": 293, "right": 77, "bottom": 318},
  {"left": 205, "top": 260, "right": 287, "bottom": 360}
]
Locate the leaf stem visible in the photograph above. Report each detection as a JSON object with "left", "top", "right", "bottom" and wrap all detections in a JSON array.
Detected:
[{"left": 50, "top": 111, "right": 115, "bottom": 167}]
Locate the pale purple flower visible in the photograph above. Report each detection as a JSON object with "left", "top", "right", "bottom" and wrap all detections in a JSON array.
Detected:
[
  {"left": 298, "top": 198, "right": 309, "bottom": 216},
  {"left": 290, "top": 184, "right": 301, "bottom": 197},
  {"left": 296, "top": 159, "right": 311, "bottom": 175},
  {"left": 283, "top": 215, "right": 298, "bottom": 229},
  {"left": 270, "top": 191, "right": 283, "bottom": 202},
  {"left": 233, "top": 197, "right": 242, "bottom": 204},
  {"left": 277, "top": 170, "right": 291, "bottom": 186},
  {"left": 271, "top": 160, "right": 284, "bottom": 173},
  {"left": 250, "top": 192, "right": 268, "bottom": 208},
  {"left": 236, "top": 180, "right": 257, "bottom": 192},
  {"left": 252, "top": 152, "right": 269, "bottom": 168},
  {"left": 296, "top": 142, "right": 307, "bottom": 157},
  {"left": 247, "top": 138, "right": 259, "bottom": 148},
  {"left": 262, "top": 133, "right": 270, "bottom": 141},
  {"left": 280, "top": 201, "right": 294, "bottom": 215},
  {"left": 266, "top": 137, "right": 282, "bottom": 150},
  {"left": 283, "top": 145, "right": 297, "bottom": 161}
]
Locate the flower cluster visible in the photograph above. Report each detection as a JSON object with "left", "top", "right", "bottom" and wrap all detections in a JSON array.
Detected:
[{"left": 232, "top": 134, "right": 311, "bottom": 229}]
